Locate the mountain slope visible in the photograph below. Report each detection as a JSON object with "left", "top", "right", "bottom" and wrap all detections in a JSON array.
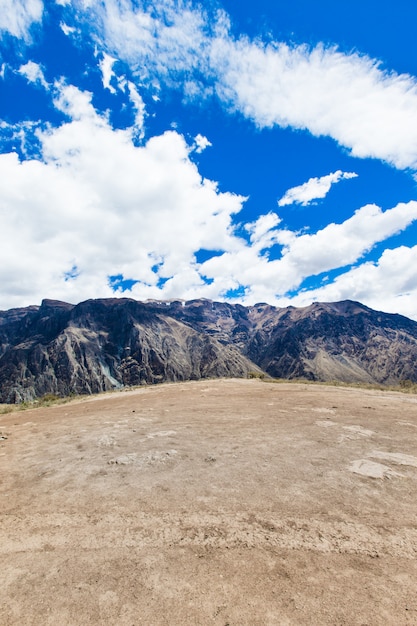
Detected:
[
  {"left": 1, "top": 297, "right": 417, "bottom": 402},
  {"left": 0, "top": 298, "right": 259, "bottom": 402},
  {"left": 245, "top": 300, "right": 417, "bottom": 384}
]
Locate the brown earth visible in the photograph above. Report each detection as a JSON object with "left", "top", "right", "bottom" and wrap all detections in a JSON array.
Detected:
[{"left": 1, "top": 378, "right": 417, "bottom": 625}]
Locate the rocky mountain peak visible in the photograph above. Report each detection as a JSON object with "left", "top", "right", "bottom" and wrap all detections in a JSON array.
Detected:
[{"left": 0, "top": 297, "right": 417, "bottom": 402}]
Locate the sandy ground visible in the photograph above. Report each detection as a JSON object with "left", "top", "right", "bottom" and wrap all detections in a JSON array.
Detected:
[{"left": 1, "top": 378, "right": 417, "bottom": 625}]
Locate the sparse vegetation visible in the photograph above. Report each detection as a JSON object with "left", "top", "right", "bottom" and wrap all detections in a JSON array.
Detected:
[
  {"left": 1, "top": 376, "right": 417, "bottom": 416},
  {"left": 247, "top": 371, "right": 265, "bottom": 379},
  {"left": 399, "top": 378, "right": 417, "bottom": 391},
  {"left": 262, "top": 376, "right": 417, "bottom": 394},
  {"left": 37, "top": 393, "right": 62, "bottom": 405},
  {"left": 0, "top": 392, "right": 76, "bottom": 414}
]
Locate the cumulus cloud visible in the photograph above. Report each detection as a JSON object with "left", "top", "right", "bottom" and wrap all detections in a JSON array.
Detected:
[
  {"left": 194, "top": 133, "right": 212, "bottom": 153},
  {"left": 280, "top": 245, "right": 417, "bottom": 321},
  {"left": 245, "top": 212, "right": 282, "bottom": 252},
  {"left": 278, "top": 170, "right": 358, "bottom": 207},
  {"left": 53, "top": 82, "right": 98, "bottom": 121},
  {"left": 198, "top": 200, "right": 417, "bottom": 305},
  {"left": 3, "top": 0, "right": 417, "bottom": 319},
  {"left": 276, "top": 202, "right": 417, "bottom": 277},
  {"left": 0, "top": 83, "right": 245, "bottom": 308},
  {"left": 1, "top": 77, "right": 416, "bottom": 313},
  {"left": 0, "top": 0, "right": 43, "bottom": 40}
]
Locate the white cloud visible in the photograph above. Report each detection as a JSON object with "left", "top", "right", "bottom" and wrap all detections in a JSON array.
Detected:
[
  {"left": 127, "top": 81, "right": 146, "bottom": 138},
  {"left": 18, "top": 60, "right": 48, "bottom": 88},
  {"left": 278, "top": 170, "right": 358, "bottom": 207},
  {"left": 83, "top": 0, "right": 208, "bottom": 87},
  {"left": 96, "top": 54, "right": 147, "bottom": 135},
  {"left": 99, "top": 52, "right": 116, "bottom": 94},
  {"left": 216, "top": 39, "right": 417, "bottom": 170},
  {"left": 3, "top": 1, "right": 417, "bottom": 320},
  {"left": 0, "top": 0, "right": 43, "bottom": 40},
  {"left": 60, "top": 22, "right": 76, "bottom": 36},
  {"left": 245, "top": 212, "right": 281, "bottom": 251},
  {"left": 1, "top": 79, "right": 416, "bottom": 315},
  {"left": 277, "top": 202, "right": 417, "bottom": 278},
  {"left": 280, "top": 245, "right": 417, "bottom": 321},
  {"left": 194, "top": 133, "right": 212, "bottom": 153},
  {"left": 0, "top": 83, "right": 245, "bottom": 308},
  {"left": 198, "top": 200, "right": 417, "bottom": 305},
  {"left": 70, "top": 0, "right": 417, "bottom": 172},
  {"left": 53, "top": 82, "right": 98, "bottom": 121}
]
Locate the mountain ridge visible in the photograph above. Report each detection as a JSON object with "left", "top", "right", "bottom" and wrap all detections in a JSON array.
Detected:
[{"left": 1, "top": 297, "right": 417, "bottom": 402}]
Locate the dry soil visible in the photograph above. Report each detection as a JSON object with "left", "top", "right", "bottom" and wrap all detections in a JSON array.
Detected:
[{"left": 1, "top": 378, "right": 417, "bottom": 625}]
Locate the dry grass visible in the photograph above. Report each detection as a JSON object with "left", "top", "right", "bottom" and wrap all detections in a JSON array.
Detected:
[
  {"left": 0, "top": 393, "right": 75, "bottom": 414},
  {"left": 262, "top": 376, "right": 417, "bottom": 394}
]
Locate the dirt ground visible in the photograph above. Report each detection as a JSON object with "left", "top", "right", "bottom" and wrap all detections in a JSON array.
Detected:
[{"left": 1, "top": 378, "right": 417, "bottom": 625}]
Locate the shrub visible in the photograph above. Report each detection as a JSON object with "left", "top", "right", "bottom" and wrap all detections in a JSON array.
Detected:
[{"left": 247, "top": 371, "right": 265, "bottom": 379}]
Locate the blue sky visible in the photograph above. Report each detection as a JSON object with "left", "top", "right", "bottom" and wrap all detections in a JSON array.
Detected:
[{"left": 1, "top": 1, "right": 417, "bottom": 319}]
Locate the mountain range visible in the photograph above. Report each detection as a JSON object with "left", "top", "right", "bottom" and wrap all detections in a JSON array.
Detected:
[{"left": 1, "top": 297, "right": 417, "bottom": 402}]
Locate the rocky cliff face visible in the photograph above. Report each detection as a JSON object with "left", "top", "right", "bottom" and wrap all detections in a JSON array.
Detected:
[
  {"left": 0, "top": 298, "right": 258, "bottom": 402},
  {"left": 244, "top": 300, "right": 417, "bottom": 384},
  {"left": 1, "top": 297, "right": 417, "bottom": 402}
]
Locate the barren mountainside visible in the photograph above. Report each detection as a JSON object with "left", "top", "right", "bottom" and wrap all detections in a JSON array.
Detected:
[{"left": 1, "top": 297, "right": 417, "bottom": 402}]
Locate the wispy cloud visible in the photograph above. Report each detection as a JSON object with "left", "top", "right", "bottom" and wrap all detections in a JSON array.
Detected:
[
  {"left": 3, "top": 0, "right": 417, "bottom": 318},
  {"left": 62, "top": 0, "right": 417, "bottom": 172},
  {"left": 7, "top": 0, "right": 417, "bottom": 172},
  {"left": 77, "top": 0, "right": 210, "bottom": 86},
  {"left": 18, "top": 60, "right": 48, "bottom": 88},
  {"left": 126, "top": 81, "right": 146, "bottom": 138},
  {"left": 1, "top": 80, "right": 417, "bottom": 315},
  {"left": 98, "top": 52, "right": 116, "bottom": 94},
  {"left": 0, "top": 0, "right": 43, "bottom": 40},
  {"left": 278, "top": 170, "right": 358, "bottom": 207},
  {"left": 216, "top": 39, "right": 417, "bottom": 170}
]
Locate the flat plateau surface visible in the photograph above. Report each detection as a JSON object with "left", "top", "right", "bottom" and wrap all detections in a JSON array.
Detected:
[{"left": 1, "top": 378, "right": 417, "bottom": 625}]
